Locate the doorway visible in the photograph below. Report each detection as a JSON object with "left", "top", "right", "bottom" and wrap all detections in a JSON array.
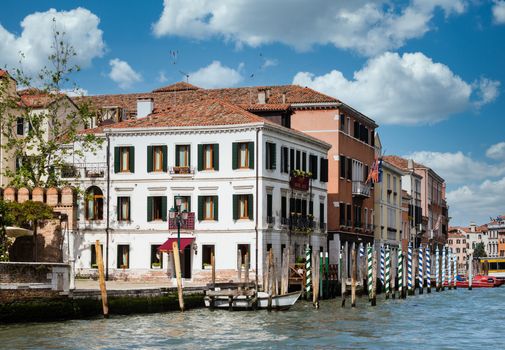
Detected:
[{"left": 181, "top": 244, "right": 192, "bottom": 279}]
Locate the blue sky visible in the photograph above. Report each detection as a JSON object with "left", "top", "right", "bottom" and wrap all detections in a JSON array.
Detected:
[{"left": 2, "top": 0, "right": 505, "bottom": 225}]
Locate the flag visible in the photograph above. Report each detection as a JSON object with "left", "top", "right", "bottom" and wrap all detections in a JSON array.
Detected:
[
  {"left": 366, "top": 155, "right": 381, "bottom": 184},
  {"left": 433, "top": 215, "right": 441, "bottom": 232}
]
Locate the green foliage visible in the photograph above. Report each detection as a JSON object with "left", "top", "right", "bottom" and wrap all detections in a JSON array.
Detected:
[
  {"left": 0, "top": 21, "right": 103, "bottom": 188},
  {"left": 473, "top": 242, "right": 487, "bottom": 258}
]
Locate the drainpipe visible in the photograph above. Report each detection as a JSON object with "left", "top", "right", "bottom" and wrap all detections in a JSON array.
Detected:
[
  {"left": 105, "top": 133, "right": 111, "bottom": 280},
  {"left": 255, "top": 127, "right": 259, "bottom": 293}
]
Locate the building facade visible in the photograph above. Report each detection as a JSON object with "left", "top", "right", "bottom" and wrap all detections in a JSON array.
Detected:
[{"left": 447, "top": 231, "right": 468, "bottom": 273}]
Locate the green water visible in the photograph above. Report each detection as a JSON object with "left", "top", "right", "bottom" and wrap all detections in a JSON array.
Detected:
[{"left": 0, "top": 288, "right": 502, "bottom": 349}]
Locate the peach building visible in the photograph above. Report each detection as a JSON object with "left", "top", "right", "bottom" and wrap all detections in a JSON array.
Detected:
[{"left": 447, "top": 230, "right": 468, "bottom": 273}]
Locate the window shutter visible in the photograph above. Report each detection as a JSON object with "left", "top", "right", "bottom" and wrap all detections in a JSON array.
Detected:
[
  {"left": 340, "top": 156, "right": 346, "bottom": 178},
  {"left": 188, "top": 145, "right": 191, "bottom": 167},
  {"left": 289, "top": 149, "right": 295, "bottom": 173},
  {"left": 161, "top": 196, "right": 167, "bottom": 221},
  {"left": 213, "top": 144, "right": 219, "bottom": 170},
  {"left": 162, "top": 145, "right": 167, "bottom": 172},
  {"left": 248, "top": 142, "right": 254, "bottom": 169},
  {"left": 232, "top": 143, "right": 238, "bottom": 170},
  {"left": 271, "top": 143, "right": 277, "bottom": 170},
  {"left": 198, "top": 196, "right": 204, "bottom": 220},
  {"left": 114, "top": 147, "right": 120, "bottom": 173},
  {"left": 175, "top": 146, "right": 180, "bottom": 167},
  {"left": 309, "top": 201, "right": 313, "bottom": 216},
  {"left": 320, "top": 158, "right": 328, "bottom": 182},
  {"left": 302, "top": 152, "right": 306, "bottom": 172},
  {"left": 117, "top": 197, "right": 120, "bottom": 220},
  {"left": 129, "top": 146, "right": 135, "bottom": 173},
  {"left": 290, "top": 198, "right": 295, "bottom": 215},
  {"left": 127, "top": 198, "right": 131, "bottom": 221},
  {"left": 347, "top": 158, "right": 353, "bottom": 180},
  {"left": 147, "top": 146, "right": 153, "bottom": 173},
  {"left": 310, "top": 155, "right": 318, "bottom": 179},
  {"left": 247, "top": 194, "right": 254, "bottom": 220},
  {"left": 233, "top": 195, "right": 239, "bottom": 220},
  {"left": 147, "top": 197, "right": 153, "bottom": 222},
  {"left": 213, "top": 196, "right": 218, "bottom": 221},
  {"left": 198, "top": 144, "right": 204, "bottom": 171}
]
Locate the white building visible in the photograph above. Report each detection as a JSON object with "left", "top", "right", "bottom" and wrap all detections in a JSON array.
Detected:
[{"left": 64, "top": 97, "right": 330, "bottom": 283}]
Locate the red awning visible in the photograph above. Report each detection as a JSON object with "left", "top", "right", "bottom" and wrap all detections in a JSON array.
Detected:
[{"left": 158, "top": 237, "right": 195, "bottom": 252}]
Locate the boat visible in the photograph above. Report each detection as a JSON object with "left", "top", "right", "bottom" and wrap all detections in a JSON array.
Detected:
[
  {"left": 204, "top": 290, "right": 301, "bottom": 310},
  {"left": 444, "top": 275, "right": 500, "bottom": 288}
]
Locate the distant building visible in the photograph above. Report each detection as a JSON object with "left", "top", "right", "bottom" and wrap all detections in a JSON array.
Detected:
[
  {"left": 487, "top": 216, "right": 504, "bottom": 257},
  {"left": 447, "top": 229, "right": 468, "bottom": 273}
]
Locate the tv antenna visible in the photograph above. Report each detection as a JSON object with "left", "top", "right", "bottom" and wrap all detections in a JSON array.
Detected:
[{"left": 179, "top": 70, "right": 190, "bottom": 83}]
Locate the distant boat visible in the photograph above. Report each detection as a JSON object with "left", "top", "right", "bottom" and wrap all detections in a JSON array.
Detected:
[
  {"left": 445, "top": 275, "right": 501, "bottom": 288},
  {"left": 204, "top": 290, "right": 301, "bottom": 310}
]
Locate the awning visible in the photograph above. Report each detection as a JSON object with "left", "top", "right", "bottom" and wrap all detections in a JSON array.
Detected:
[
  {"left": 158, "top": 237, "right": 195, "bottom": 253},
  {"left": 5, "top": 226, "right": 33, "bottom": 238}
]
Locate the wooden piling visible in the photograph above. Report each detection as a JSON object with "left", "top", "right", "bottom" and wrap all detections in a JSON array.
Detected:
[
  {"left": 281, "top": 248, "right": 289, "bottom": 295},
  {"left": 313, "top": 251, "right": 320, "bottom": 308},
  {"left": 351, "top": 248, "right": 357, "bottom": 307},
  {"left": 267, "top": 249, "right": 273, "bottom": 311},
  {"left": 211, "top": 252, "right": 216, "bottom": 287},
  {"left": 237, "top": 249, "right": 242, "bottom": 284},
  {"left": 371, "top": 249, "right": 377, "bottom": 306},
  {"left": 341, "top": 246, "right": 346, "bottom": 307},
  {"left": 95, "top": 240, "right": 109, "bottom": 318},
  {"left": 172, "top": 241, "right": 185, "bottom": 312}
]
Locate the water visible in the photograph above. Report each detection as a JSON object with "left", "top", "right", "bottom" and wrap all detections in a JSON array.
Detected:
[{"left": 0, "top": 288, "right": 503, "bottom": 350}]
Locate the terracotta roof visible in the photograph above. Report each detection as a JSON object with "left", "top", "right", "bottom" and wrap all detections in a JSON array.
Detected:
[
  {"left": 0, "top": 69, "right": 8, "bottom": 77},
  {"left": 152, "top": 81, "right": 200, "bottom": 93},
  {"left": 240, "top": 103, "right": 292, "bottom": 112},
  {"left": 382, "top": 155, "right": 426, "bottom": 171},
  {"left": 80, "top": 98, "right": 268, "bottom": 134},
  {"left": 20, "top": 92, "right": 60, "bottom": 108}
]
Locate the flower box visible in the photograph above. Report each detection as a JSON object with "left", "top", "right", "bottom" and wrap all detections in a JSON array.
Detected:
[{"left": 289, "top": 175, "right": 310, "bottom": 191}]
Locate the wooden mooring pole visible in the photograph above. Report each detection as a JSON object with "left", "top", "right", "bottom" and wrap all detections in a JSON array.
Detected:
[
  {"left": 244, "top": 252, "right": 250, "bottom": 287},
  {"left": 340, "top": 246, "right": 346, "bottom": 307},
  {"left": 313, "top": 251, "right": 320, "bottom": 308},
  {"left": 351, "top": 248, "right": 357, "bottom": 307},
  {"left": 211, "top": 251, "right": 216, "bottom": 286},
  {"left": 95, "top": 240, "right": 109, "bottom": 318},
  {"left": 173, "top": 241, "right": 185, "bottom": 312},
  {"left": 371, "top": 249, "right": 377, "bottom": 306}
]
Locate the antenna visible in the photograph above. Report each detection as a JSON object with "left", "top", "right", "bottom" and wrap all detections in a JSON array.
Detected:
[{"left": 179, "top": 70, "right": 190, "bottom": 83}]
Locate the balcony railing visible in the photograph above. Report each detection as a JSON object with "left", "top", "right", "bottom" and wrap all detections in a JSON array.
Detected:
[
  {"left": 169, "top": 166, "right": 195, "bottom": 175},
  {"left": 168, "top": 212, "right": 195, "bottom": 230},
  {"left": 61, "top": 162, "right": 107, "bottom": 179},
  {"left": 352, "top": 180, "right": 371, "bottom": 198},
  {"left": 290, "top": 215, "right": 315, "bottom": 233}
]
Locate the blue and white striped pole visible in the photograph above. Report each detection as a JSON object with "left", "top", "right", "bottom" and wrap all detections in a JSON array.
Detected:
[
  {"left": 380, "top": 245, "right": 385, "bottom": 292},
  {"left": 418, "top": 245, "right": 424, "bottom": 294},
  {"left": 442, "top": 247, "right": 447, "bottom": 290},
  {"left": 447, "top": 249, "right": 452, "bottom": 290},
  {"left": 385, "top": 245, "right": 391, "bottom": 299},
  {"left": 426, "top": 246, "right": 431, "bottom": 293},
  {"left": 453, "top": 254, "right": 458, "bottom": 289},
  {"left": 408, "top": 242, "right": 413, "bottom": 295},
  {"left": 435, "top": 246, "right": 440, "bottom": 292}
]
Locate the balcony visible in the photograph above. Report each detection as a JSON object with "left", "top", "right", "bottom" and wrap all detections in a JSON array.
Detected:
[
  {"left": 61, "top": 162, "right": 106, "bottom": 179},
  {"left": 289, "top": 175, "right": 310, "bottom": 191},
  {"left": 169, "top": 166, "right": 195, "bottom": 176},
  {"left": 352, "top": 181, "right": 371, "bottom": 198},
  {"left": 169, "top": 212, "right": 195, "bottom": 230},
  {"left": 289, "top": 215, "right": 315, "bottom": 233}
]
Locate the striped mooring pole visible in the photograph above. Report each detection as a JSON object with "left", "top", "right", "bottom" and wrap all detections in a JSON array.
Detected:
[
  {"left": 441, "top": 246, "right": 446, "bottom": 291},
  {"left": 397, "top": 248, "right": 404, "bottom": 298},
  {"left": 418, "top": 245, "right": 424, "bottom": 294},
  {"left": 407, "top": 242, "right": 413, "bottom": 295},
  {"left": 305, "top": 245, "right": 312, "bottom": 298},
  {"left": 380, "top": 245, "right": 385, "bottom": 291},
  {"left": 447, "top": 249, "right": 452, "bottom": 290},
  {"left": 435, "top": 246, "right": 440, "bottom": 292},
  {"left": 385, "top": 246, "right": 391, "bottom": 299},
  {"left": 453, "top": 254, "right": 458, "bottom": 289},
  {"left": 426, "top": 246, "right": 431, "bottom": 293},
  {"left": 367, "top": 244, "right": 373, "bottom": 301}
]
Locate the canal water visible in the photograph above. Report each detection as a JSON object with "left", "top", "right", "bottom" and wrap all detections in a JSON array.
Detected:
[{"left": 0, "top": 288, "right": 502, "bottom": 349}]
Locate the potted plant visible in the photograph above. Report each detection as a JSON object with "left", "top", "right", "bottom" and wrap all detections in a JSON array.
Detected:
[
  {"left": 151, "top": 262, "right": 161, "bottom": 269},
  {"left": 203, "top": 263, "right": 212, "bottom": 270}
]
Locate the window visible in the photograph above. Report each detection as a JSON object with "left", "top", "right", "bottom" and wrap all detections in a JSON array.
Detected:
[
  {"left": 198, "top": 196, "right": 218, "bottom": 221},
  {"left": 309, "top": 155, "right": 318, "bottom": 179},
  {"left": 320, "top": 158, "right": 328, "bottom": 182},
  {"left": 456, "top": 239, "right": 461, "bottom": 244},
  {"left": 85, "top": 186, "right": 103, "bottom": 221},
  {"left": 289, "top": 149, "right": 295, "bottom": 171},
  {"left": 176, "top": 196, "right": 191, "bottom": 212},
  {"left": 114, "top": 146, "right": 134, "bottom": 173},
  {"left": 456, "top": 248, "right": 460, "bottom": 253},
  {"left": 233, "top": 194, "right": 253, "bottom": 220},
  {"left": 296, "top": 150, "right": 301, "bottom": 170},
  {"left": 320, "top": 202, "right": 325, "bottom": 225},
  {"left": 267, "top": 194, "right": 273, "bottom": 218},
  {"left": 340, "top": 113, "right": 345, "bottom": 131},
  {"left": 151, "top": 245, "right": 163, "bottom": 269},
  {"left": 147, "top": 196, "right": 167, "bottom": 222},
  {"left": 265, "top": 142, "right": 276, "bottom": 170},
  {"left": 147, "top": 145, "right": 167, "bottom": 172},
  {"left": 346, "top": 204, "right": 351, "bottom": 226},
  {"left": 117, "top": 197, "right": 130, "bottom": 221},
  {"left": 237, "top": 244, "right": 250, "bottom": 267},
  {"left": 175, "top": 145, "right": 190, "bottom": 167},
  {"left": 90, "top": 244, "right": 103, "bottom": 268},
  {"left": 16, "top": 118, "right": 24, "bottom": 136},
  {"left": 117, "top": 245, "right": 130, "bottom": 269},
  {"left": 302, "top": 152, "right": 307, "bottom": 171},
  {"left": 232, "top": 142, "right": 254, "bottom": 169},
  {"left": 340, "top": 156, "right": 346, "bottom": 178},
  {"left": 281, "top": 146, "right": 289, "bottom": 173},
  {"left": 347, "top": 158, "right": 353, "bottom": 180},
  {"left": 281, "top": 196, "right": 287, "bottom": 220},
  {"left": 340, "top": 203, "right": 346, "bottom": 225},
  {"left": 202, "top": 245, "right": 215, "bottom": 269},
  {"left": 198, "top": 144, "right": 219, "bottom": 171}
]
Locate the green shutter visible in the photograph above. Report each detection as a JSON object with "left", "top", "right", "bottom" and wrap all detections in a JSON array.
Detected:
[
  {"left": 161, "top": 196, "right": 167, "bottom": 221},
  {"left": 198, "top": 144, "right": 204, "bottom": 171},
  {"left": 187, "top": 196, "right": 192, "bottom": 212},
  {"left": 129, "top": 146, "right": 135, "bottom": 173},
  {"left": 114, "top": 147, "right": 120, "bottom": 173},
  {"left": 247, "top": 194, "right": 254, "bottom": 220},
  {"left": 232, "top": 143, "right": 238, "bottom": 170},
  {"left": 213, "top": 144, "right": 219, "bottom": 170},
  {"left": 175, "top": 146, "right": 180, "bottom": 167},
  {"left": 213, "top": 196, "right": 218, "bottom": 221},
  {"left": 248, "top": 142, "right": 254, "bottom": 169},
  {"left": 198, "top": 196, "right": 204, "bottom": 221},
  {"left": 147, "top": 146, "right": 153, "bottom": 173},
  {"left": 117, "top": 197, "right": 121, "bottom": 220},
  {"left": 147, "top": 197, "right": 153, "bottom": 222},
  {"left": 162, "top": 145, "right": 167, "bottom": 172},
  {"left": 271, "top": 143, "right": 276, "bottom": 170},
  {"left": 188, "top": 145, "right": 191, "bottom": 167},
  {"left": 233, "top": 195, "right": 239, "bottom": 220}
]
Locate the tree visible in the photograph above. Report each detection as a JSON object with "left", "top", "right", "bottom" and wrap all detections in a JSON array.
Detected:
[
  {"left": 0, "top": 21, "right": 102, "bottom": 188},
  {"left": 473, "top": 242, "right": 486, "bottom": 259}
]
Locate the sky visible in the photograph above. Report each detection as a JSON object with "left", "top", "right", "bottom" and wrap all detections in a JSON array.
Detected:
[{"left": 1, "top": 0, "right": 505, "bottom": 226}]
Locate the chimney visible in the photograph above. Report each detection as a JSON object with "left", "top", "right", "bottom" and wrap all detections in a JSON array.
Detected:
[
  {"left": 258, "top": 90, "right": 266, "bottom": 104},
  {"left": 408, "top": 159, "right": 414, "bottom": 170},
  {"left": 137, "top": 97, "right": 154, "bottom": 118},
  {"left": 282, "top": 93, "right": 286, "bottom": 104},
  {"left": 470, "top": 222, "right": 476, "bottom": 232}
]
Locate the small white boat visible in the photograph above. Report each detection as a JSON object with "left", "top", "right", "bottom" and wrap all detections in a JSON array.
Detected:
[{"left": 204, "top": 290, "right": 301, "bottom": 310}]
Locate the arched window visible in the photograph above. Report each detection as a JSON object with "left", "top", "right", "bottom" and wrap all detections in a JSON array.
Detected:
[{"left": 85, "top": 186, "right": 104, "bottom": 220}]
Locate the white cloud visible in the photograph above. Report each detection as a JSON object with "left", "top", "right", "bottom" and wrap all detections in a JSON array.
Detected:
[
  {"left": 189, "top": 61, "right": 243, "bottom": 88},
  {"left": 473, "top": 77, "right": 501, "bottom": 108},
  {"left": 108, "top": 58, "right": 142, "bottom": 90},
  {"left": 447, "top": 177, "right": 505, "bottom": 225},
  {"left": 261, "top": 58, "right": 278, "bottom": 70},
  {"left": 404, "top": 151, "right": 505, "bottom": 184},
  {"left": 62, "top": 88, "right": 88, "bottom": 97},
  {"left": 152, "top": 0, "right": 467, "bottom": 56},
  {"left": 0, "top": 7, "right": 105, "bottom": 75},
  {"left": 486, "top": 142, "right": 505, "bottom": 160},
  {"left": 157, "top": 71, "right": 168, "bottom": 83},
  {"left": 293, "top": 52, "right": 496, "bottom": 125},
  {"left": 492, "top": 0, "right": 505, "bottom": 24}
]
